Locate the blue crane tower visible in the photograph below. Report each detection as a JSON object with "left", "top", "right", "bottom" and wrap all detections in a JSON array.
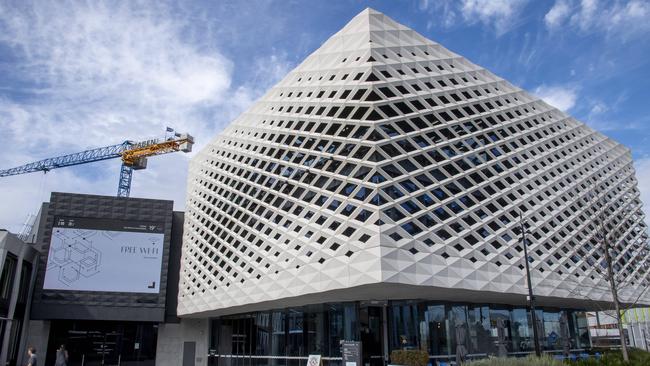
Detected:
[{"left": 0, "top": 131, "right": 193, "bottom": 197}]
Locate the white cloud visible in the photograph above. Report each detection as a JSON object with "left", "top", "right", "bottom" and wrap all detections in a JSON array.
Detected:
[
  {"left": 589, "top": 101, "right": 608, "bottom": 116},
  {"left": 544, "top": 0, "right": 571, "bottom": 29},
  {"left": 634, "top": 158, "right": 650, "bottom": 228},
  {"left": 0, "top": 2, "right": 232, "bottom": 148},
  {"left": 544, "top": 0, "right": 650, "bottom": 39},
  {"left": 419, "top": 0, "right": 529, "bottom": 35},
  {"left": 0, "top": 2, "right": 292, "bottom": 233},
  {"left": 570, "top": 0, "right": 599, "bottom": 31},
  {"left": 533, "top": 85, "right": 578, "bottom": 112},
  {"left": 460, "top": 0, "right": 529, "bottom": 36},
  {"left": 602, "top": 0, "right": 650, "bottom": 38},
  {"left": 420, "top": 0, "right": 457, "bottom": 29}
]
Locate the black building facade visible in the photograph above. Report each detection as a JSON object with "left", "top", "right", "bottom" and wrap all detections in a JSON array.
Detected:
[{"left": 27, "top": 192, "right": 184, "bottom": 366}]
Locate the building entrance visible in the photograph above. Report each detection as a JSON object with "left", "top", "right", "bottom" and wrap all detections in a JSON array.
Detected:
[
  {"left": 359, "top": 306, "right": 386, "bottom": 366},
  {"left": 47, "top": 320, "right": 157, "bottom": 366},
  {"left": 65, "top": 329, "right": 122, "bottom": 365}
]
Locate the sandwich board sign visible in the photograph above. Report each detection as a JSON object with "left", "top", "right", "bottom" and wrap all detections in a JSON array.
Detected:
[
  {"left": 341, "top": 341, "right": 362, "bottom": 366},
  {"left": 307, "top": 354, "right": 322, "bottom": 366}
]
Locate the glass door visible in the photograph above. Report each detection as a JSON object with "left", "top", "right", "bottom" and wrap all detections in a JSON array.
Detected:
[
  {"left": 360, "top": 306, "right": 384, "bottom": 366},
  {"left": 65, "top": 329, "right": 122, "bottom": 366}
]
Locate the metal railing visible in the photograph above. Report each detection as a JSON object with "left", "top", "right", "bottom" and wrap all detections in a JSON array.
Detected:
[{"left": 206, "top": 349, "right": 593, "bottom": 366}]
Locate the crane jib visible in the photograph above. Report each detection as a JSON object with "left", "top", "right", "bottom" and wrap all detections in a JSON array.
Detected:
[
  {"left": 0, "top": 132, "right": 193, "bottom": 198},
  {"left": 0, "top": 142, "right": 129, "bottom": 177}
]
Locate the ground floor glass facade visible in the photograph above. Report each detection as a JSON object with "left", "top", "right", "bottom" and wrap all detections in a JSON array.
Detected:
[
  {"left": 208, "top": 300, "right": 589, "bottom": 366},
  {"left": 47, "top": 320, "right": 158, "bottom": 366}
]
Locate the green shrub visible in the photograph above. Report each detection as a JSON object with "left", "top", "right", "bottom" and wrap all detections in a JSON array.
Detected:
[
  {"left": 571, "top": 348, "right": 650, "bottom": 366},
  {"left": 466, "top": 348, "right": 650, "bottom": 366},
  {"left": 390, "top": 349, "right": 429, "bottom": 366},
  {"left": 467, "top": 355, "right": 563, "bottom": 366}
]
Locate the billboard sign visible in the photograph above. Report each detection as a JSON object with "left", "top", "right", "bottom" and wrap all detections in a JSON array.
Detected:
[{"left": 43, "top": 216, "right": 165, "bottom": 293}]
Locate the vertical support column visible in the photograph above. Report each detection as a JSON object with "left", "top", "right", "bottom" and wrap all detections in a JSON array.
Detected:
[
  {"left": 0, "top": 248, "right": 8, "bottom": 366},
  {"left": 382, "top": 305, "right": 389, "bottom": 366},
  {"left": 117, "top": 164, "right": 133, "bottom": 198},
  {"left": 17, "top": 251, "right": 39, "bottom": 366}
]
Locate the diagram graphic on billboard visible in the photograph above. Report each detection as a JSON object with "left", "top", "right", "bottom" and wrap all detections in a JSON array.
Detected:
[{"left": 43, "top": 217, "right": 165, "bottom": 293}]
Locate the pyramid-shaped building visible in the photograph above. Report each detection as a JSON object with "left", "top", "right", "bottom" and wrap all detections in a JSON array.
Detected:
[{"left": 179, "top": 8, "right": 650, "bottom": 336}]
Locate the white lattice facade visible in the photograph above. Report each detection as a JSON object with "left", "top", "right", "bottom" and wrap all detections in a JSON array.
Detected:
[{"left": 178, "top": 9, "right": 650, "bottom": 317}]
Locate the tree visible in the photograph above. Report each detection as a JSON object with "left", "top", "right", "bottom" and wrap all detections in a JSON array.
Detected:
[
  {"left": 598, "top": 211, "right": 631, "bottom": 362},
  {"left": 571, "top": 188, "right": 650, "bottom": 362}
]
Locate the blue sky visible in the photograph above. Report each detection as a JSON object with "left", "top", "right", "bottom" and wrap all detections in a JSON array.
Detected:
[{"left": 0, "top": 0, "right": 649, "bottom": 232}]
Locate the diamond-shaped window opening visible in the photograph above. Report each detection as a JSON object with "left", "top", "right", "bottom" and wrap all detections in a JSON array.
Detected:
[
  {"left": 342, "top": 227, "right": 355, "bottom": 237},
  {"left": 449, "top": 222, "right": 464, "bottom": 233},
  {"left": 464, "top": 235, "right": 479, "bottom": 246},
  {"left": 345, "top": 250, "right": 354, "bottom": 257},
  {"left": 408, "top": 247, "right": 419, "bottom": 255},
  {"left": 436, "top": 229, "right": 452, "bottom": 241},
  {"left": 402, "top": 222, "right": 423, "bottom": 236},
  {"left": 389, "top": 232, "right": 403, "bottom": 241}
]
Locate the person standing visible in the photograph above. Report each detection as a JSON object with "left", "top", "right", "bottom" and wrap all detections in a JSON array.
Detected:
[
  {"left": 55, "top": 345, "right": 68, "bottom": 366},
  {"left": 25, "top": 347, "right": 37, "bottom": 366}
]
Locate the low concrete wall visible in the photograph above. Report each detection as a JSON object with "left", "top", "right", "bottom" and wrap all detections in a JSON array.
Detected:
[{"left": 156, "top": 318, "right": 209, "bottom": 366}]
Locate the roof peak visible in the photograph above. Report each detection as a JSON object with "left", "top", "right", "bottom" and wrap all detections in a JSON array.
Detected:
[
  {"left": 338, "top": 7, "right": 405, "bottom": 35},
  {"left": 358, "top": 7, "right": 384, "bottom": 15},
  {"left": 287, "top": 7, "right": 439, "bottom": 72}
]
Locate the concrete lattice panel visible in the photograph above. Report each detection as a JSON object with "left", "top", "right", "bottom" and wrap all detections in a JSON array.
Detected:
[{"left": 178, "top": 9, "right": 650, "bottom": 317}]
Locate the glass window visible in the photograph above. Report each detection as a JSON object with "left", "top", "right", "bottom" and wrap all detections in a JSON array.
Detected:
[
  {"left": 255, "top": 312, "right": 271, "bottom": 355},
  {"left": 510, "top": 308, "right": 532, "bottom": 352},
  {"left": 542, "top": 311, "right": 561, "bottom": 350},
  {"left": 287, "top": 309, "right": 304, "bottom": 356},
  {"left": 0, "top": 254, "right": 17, "bottom": 318},
  {"left": 6, "top": 319, "right": 22, "bottom": 366},
  {"left": 272, "top": 311, "right": 286, "bottom": 356},
  {"left": 328, "top": 306, "right": 344, "bottom": 356},
  {"left": 17, "top": 261, "right": 32, "bottom": 304},
  {"left": 305, "top": 306, "right": 325, "bottom": 355},
  {"left": 233, "top": 316, "right": 254, "bottom": 355},
  {"left": 468, "top": 305, "right": 491, "bottom": 354},
  {"left": 570, "top": 311, "right": 590, "bottom": 349},
  {"left": 489, "top": 308, "right": 510, "bottom": 354},
  {"left": 327, "top": 303, "right": 357, "bottom": 356},
  {"left": 0, "top": 254, "right": 17, "bottom": 301},
  {"left": 205, "top": 302, "right": 595, "bottom": 366},
  {"left": 390, "top": 303, "right": 419, "bottom": 351},
  {"left": 448, "top": 305, "right": 469, "bottom": 356},
  {"left": 423, "top": 305, "right": 450, "bottom": 355}
]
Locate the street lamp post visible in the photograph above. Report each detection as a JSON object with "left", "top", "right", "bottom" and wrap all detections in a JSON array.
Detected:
[{"left": 520, "top": 211, "right": 542, "bottom": 357}]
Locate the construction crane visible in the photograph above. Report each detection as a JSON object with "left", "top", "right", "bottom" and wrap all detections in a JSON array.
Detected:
[{"left": 0, "top": 129, "right": 194, "bottom": 197}]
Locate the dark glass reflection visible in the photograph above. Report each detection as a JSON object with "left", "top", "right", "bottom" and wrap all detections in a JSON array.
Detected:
[{"left": 208, "top": 301, "right": 590, "bottom": 366}]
